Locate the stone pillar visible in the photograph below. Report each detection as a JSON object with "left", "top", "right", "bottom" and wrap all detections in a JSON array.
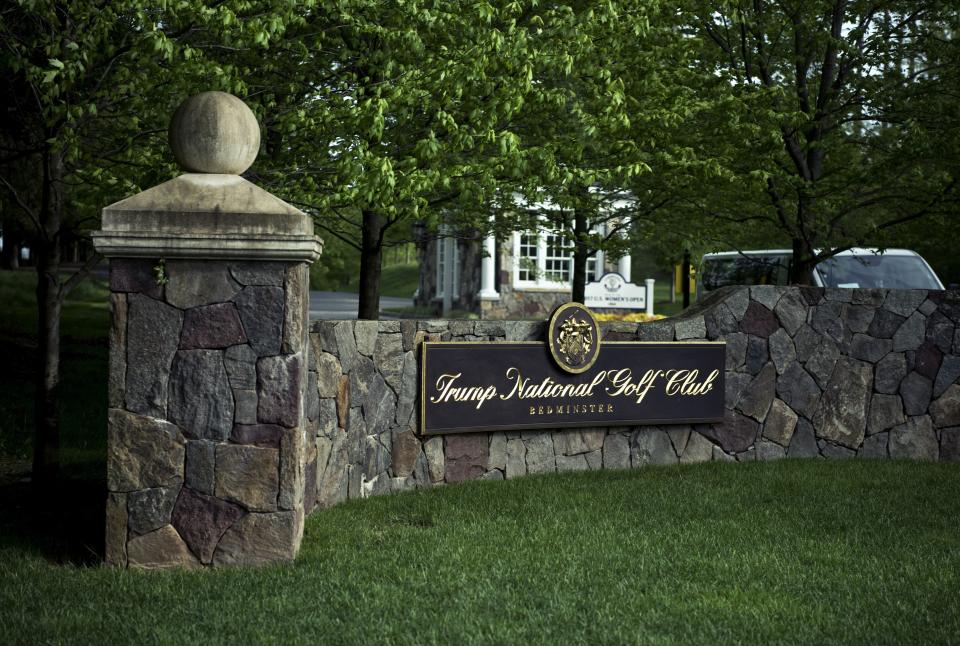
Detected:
[
  {"left": 93, "top": 92, "right": 322, "bottom": 569},
  {"left": 645, "top": 278, "right": 655, "bottom": 316},
  {"left": 617, "top": 254, "right": 632, "bottom": 283},
  {"left": 479, "top": 233, "right": 499, "bottom": 301}
]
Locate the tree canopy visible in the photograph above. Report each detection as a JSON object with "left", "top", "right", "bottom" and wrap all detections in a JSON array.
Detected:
[
  {"left": 665, "top": 1, "right": 960, "bottom": 282},
  {"left": 237, "top": 1, "right": 543, "bottom": 317},
  {"left": 0, "top": 0, "right": 306, "bottom": 483},
  {"left": 2, "top": 0, "right": 959, "bottom": 483}
]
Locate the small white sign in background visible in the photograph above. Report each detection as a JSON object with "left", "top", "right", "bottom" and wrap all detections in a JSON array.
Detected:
[{"left": 584, "top": 273, "right": 647, "bottom": 310}]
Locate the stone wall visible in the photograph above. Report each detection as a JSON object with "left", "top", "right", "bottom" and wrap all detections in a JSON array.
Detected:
[
  {"left": 479, "top": 282, "right": 571, "bottom": 320},
  {"left": 307, "top": 286, "right": 960, "bottom": 509},
  {"left": 105, "top": 258, "right": 311, "bottom": 568}
]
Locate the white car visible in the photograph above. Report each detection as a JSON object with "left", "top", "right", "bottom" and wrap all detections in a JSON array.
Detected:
[{"left": 697, "top": 248, "right": 945, "bottom": 299}]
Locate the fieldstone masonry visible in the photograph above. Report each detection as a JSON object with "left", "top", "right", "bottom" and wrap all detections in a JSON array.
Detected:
[
  {"left": 105, "top": 261, "right": 313, "bottom": 569},
  {"left": 94, "top": 91, "right": 321, "bottom": 569},
  {"left": 307, "top": 285, "right": 960, "bottom": 509}
]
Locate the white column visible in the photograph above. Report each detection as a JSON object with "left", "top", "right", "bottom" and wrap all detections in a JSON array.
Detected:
[
  {"left": 645, "top": 278, "right": 655, "bottom": 316},
  {"left": 479, "top": 233, "right": 499, "bottom": 300},
  {"left": 618, "top": 254, "right": 632, "bottom": 283},
  {"left": 537, "top": 233, "right": 547, "bottom": 283},
  {"left": 442, "top": 235, "right": 454, "bottom": 316}
]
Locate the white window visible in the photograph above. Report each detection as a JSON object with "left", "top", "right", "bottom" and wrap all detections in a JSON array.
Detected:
[
  {"left": 544, "top": 234, "right": 573, "bottom": 282},
  {"left": 436, "top": 231, "right": 460, "bottom": 298},
  {"left": 517, "top": 232, "right": 539, "bottom": 282},
  {"left": 513, "top": 228, "right": 604, "bottom": 289},
  {"left": 587, "top": 254, "right": 599, "bottom": 281}
]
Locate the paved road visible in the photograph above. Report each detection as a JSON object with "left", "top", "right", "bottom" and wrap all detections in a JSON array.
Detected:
[
  {"left": 309, "top": 290, "right": 412, "bottom": 320},
  {"left": 64, "top": 263, "right": 407, "bottom": 320}
]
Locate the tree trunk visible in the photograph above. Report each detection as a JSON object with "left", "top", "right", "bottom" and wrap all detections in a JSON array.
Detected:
[
  {"left": 34, "top": 251, "right": 62, "bottom": 485},
  {"left": 789, "top": 237, "right": 815, "bottom": 285},
  {"left": 681, "top": 250, "right": 691, "bottom": 308},
  {"left": 33, "top": 149, "right": 64, "bottom": 487},
  {"left": 570, "top": 208, "right": 589, "bottom": 303},
  {"left": 357, "top": 209, "right": 386, "bottom": 320}
]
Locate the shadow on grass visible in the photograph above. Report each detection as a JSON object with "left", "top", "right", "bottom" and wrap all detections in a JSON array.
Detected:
[
  {"left": 0, "top": 280, "right": 109, "bottom": 567},
  {"left": 0, "top": 464, "right": 105, "bottom": 566}
]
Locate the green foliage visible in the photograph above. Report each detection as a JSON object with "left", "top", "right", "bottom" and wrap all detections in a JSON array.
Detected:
[
  {"left": 8, "top": 0, "right": 952, "bottom": 297},
  {"left": 233, "top": 1, "right": 709, "bottom": 303},
  {"left": 475, "top": 1, "right": 730, "bottom": 294},
  {"left": 2, "top": 1, "right": 294, "bottom": 196},
  {"left": 877, "top": 213, "right": 960, "bottom": 286},
  {"left": 152, "top": 259, "right": 168, "bottom": 286},
  {"left": 651, "top": 2, "right": 960, "bottom": 276},
  {"left": 4, "top": 0, "right": 957, "bottom": 302},
  {"left": 248, "top": 1, "right": 545, "bottom": 241},
  {"left": 308, "top": 236, "right": 360, "bottom": 292},
  {"left": 1, "top": 462, "right": 959, "bottom": 641},
  {"left": 0, "top": 0, "right": 315, "bottom": 476}
]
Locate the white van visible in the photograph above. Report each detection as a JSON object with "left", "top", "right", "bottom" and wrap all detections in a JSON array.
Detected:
[{"left": 697, "top": 248, "right": 945, "bottom": 299}]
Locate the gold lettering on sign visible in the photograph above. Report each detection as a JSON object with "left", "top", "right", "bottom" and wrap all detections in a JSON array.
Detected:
[
  {"left": 429, "top": 366, "right": 718, "bottom": 411},
  {"left": 664, "top": 369, "right": 719, "bottom": 396},
  {"left": 430, "top": 373, "right": 498, "bottom": 410},
  {"left": 603, "top": 368, "right": 663, "bottom": 404},
  {"left": 500, "top": 367, "right": 604, "bottom": 401},
  {"left": 526, "top": 402, "right": 617, "bottom": 416}
]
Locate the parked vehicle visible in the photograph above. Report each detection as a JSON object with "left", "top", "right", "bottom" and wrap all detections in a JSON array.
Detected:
[{"left": 697, "top": 248, "right": 945, "bottom": 299}]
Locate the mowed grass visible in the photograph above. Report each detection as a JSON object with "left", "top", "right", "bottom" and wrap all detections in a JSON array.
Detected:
[
  {"left": 345, "top": 261, "right": 420, "bottom": 298},
  {"left": 653, "top": 279, "right": 684, "bottom": 317},
  {"left": 2, "top": 460, "right": 959, "bottom": 644}
]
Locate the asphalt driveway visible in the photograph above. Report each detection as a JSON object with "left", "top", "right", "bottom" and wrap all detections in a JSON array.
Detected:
[{"left": 309, "top": 290, "right": 412, "bottom": 320}]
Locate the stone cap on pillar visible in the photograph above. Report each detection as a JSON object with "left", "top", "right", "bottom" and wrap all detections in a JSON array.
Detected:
[{"left": 93, "top": 91, "right": 322, "bottom": 262}]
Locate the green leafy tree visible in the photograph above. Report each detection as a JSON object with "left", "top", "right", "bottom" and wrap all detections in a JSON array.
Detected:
[
  {"left": 246, "top": 1, "right": 539, "bottom": 318},
  {"left": 678, "top": 1, "right": 960, "bottom": 283},
  {"left": 0, "top": 0, "right": 303, "bottom": 485},
  {"left": 241, "top": 0, "right": 721, "bottom": 311},
  {"left": 490, "top": 0, "right": 705, "bottom": 302}
]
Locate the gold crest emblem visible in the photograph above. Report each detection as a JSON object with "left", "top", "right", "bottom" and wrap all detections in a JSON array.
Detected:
[
  {"left": 557, "top": 316, "right": 593, "bottom": 366},
  {"left": 548, "top": 302, "right": 601, "bottom": 374}
]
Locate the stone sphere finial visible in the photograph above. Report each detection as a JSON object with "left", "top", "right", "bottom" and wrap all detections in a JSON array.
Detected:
[{"left": 169, "top": 91, "right": 260, "bottom": 175}]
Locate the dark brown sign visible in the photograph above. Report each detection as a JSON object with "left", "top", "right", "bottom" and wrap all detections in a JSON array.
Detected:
[{"left": 420, "top": 341, "right": 726, "bottom": 435}]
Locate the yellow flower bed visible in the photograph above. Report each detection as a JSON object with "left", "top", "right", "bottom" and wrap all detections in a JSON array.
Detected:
[{"left": 594, "top": 312, "right": 666, "bottom": 322}]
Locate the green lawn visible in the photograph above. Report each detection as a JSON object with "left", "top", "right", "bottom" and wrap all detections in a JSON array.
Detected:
[
  {"left": 1, "top": 461, "right": 958, "bottom": 644},
  {"left": 653, "top": 279, "right": 685, "bottom": 317},
  {"left": 345, "top": 261, "right": 420, "bottom": 298}
]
